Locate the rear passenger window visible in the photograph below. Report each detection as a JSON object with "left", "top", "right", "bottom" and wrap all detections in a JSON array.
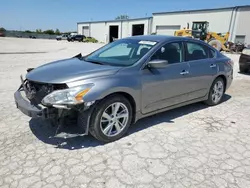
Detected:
[
  {"left": 208, "top": 48, "right": 216, "bottom": 58},
  {"left": 186, "top": 42, "right": 209, "bottom": 61}
]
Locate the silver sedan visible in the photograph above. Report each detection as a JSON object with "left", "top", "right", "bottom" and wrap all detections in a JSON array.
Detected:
[{"left": 14, "top": 35, "right": 234, "bottom": 142}]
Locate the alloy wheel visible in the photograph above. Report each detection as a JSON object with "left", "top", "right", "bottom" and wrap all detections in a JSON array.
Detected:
[
  {"left": 212, "top": 80, "right": 224, "bottom": 103},
  {"left": 100, "top": 102, "right": 129, "bottom": 137}
]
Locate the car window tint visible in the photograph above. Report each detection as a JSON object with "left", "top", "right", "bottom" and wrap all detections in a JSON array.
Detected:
[
  {"left": 186, "top": 42, "right": 209, "bottom": 61},
  {"left": 98, "top": 43, "right": 132, "bottom": 57},
  {"left": 151, "top": 42, "right": 182, "bottom": 64}
]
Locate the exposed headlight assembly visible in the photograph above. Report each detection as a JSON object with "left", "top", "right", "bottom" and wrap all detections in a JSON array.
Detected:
[{"left": 42, "top": 83, "right": 94, "bottom": 105}]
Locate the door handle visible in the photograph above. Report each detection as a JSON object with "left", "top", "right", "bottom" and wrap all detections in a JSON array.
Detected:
[
  {"left": 180, "top": 70, "right": 189, "bottom": 75},
  {"left": 210, "top": 64, "right": 216, "bottom": 68}
]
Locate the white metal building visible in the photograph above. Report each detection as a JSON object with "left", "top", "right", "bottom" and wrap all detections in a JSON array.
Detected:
[
  {"left": 77, "top": 5, "right": 250, "bottom": 44},
  {"left": 77, "top": 17, "right": 152, "bottom": 43},
  {"left": 152, "top": 6, "right": 250, "bottom": 44}
]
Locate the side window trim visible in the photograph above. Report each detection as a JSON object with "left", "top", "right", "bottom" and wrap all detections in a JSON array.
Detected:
[
  {"left": 184, "top": 41, "right": 189, "bottom": 62},
  {"left": 208, "top": 46, "right": 217, "bottom": 58},
  {"left": 180, "top": 41, "right": 185, "bottom": 63}
]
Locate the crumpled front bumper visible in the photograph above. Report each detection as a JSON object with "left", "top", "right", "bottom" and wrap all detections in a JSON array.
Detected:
[
  {"left": 14, "top": 83, "right": 95, "bottom": 138},
  {"left": 14, "top": 88, "right": 57, "bottom": 119}
]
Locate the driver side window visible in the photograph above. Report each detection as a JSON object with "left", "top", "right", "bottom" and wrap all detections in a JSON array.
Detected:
[{"left": 151, "top": 42, "right": 183, "bottom": 64}]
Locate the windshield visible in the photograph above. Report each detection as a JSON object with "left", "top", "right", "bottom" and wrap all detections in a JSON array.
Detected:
[{"left": 84, "top": 39, "right": 157, "bottom": 66}]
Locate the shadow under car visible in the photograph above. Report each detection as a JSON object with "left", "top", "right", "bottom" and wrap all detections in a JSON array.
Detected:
[{"left": 29, "top": 94, "right": 231, "bottom": 150}]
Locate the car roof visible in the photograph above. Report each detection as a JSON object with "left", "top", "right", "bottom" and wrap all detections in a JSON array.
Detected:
[
  {"left": 123, "top": 35, "right": 203, "bottom": 43},
  {"left": 123, "top": 35, "right": 178, "bottom": 42}
]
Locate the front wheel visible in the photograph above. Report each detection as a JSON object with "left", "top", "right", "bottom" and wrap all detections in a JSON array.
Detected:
[
  {"left": 87, "top": 95, "right": 133, "bottom": 142},
  {"left": 205, "top": 77, "right": 225, "bottom": 106}
]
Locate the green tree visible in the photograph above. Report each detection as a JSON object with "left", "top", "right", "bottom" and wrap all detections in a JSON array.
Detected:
[
  {"left": 36, "top": 29, "right": 42, "bottom": 33},
  {"left": 43, "top": 29, "right": 55, "bottom": 35},
  {"left": 0, "top": 27, "right": 6, "bottom": 32},
  {"left": 55, "top": 28, "right": 60, "bottom": 35},
  {"left": 25, "top": 30, "right": 32, "bottom": 33},
  {"left": 115, "top": 15, "right": 129, "bottom": 20}
]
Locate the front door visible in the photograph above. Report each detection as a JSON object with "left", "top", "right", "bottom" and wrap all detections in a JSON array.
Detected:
[{"left": 141, "top": 42, "right": 192, "bottom": 114}]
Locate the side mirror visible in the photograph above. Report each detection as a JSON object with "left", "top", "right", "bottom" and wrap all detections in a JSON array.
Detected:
[{"left": 147, "top": 59, "right": 168, "bottom": 69}]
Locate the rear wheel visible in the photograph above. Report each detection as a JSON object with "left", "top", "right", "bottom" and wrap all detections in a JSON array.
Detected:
[
  {"left": 208, "top": 39, "right": 222, "bottom": 51},
  {"left": 88, "top": 95, "right": 133, "bottom": 142},
  {"left": 205, "top": 77, "right": 225, "bottom": 106}
]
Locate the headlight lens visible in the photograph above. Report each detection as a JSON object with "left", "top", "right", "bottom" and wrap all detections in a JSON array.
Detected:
[{"left": 42, "top": 84, "right": 94, "bottom": 105}]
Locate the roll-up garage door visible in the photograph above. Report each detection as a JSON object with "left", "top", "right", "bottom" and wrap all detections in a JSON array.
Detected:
[
  {"left": 156, "top": 25, "right": 181, "bottom": 36},
  {"left": 82, "top": 26, "right": 90, "bottom": 37},
  {"left": 235, "top": 35, "right": 245, "bottom": 43}
]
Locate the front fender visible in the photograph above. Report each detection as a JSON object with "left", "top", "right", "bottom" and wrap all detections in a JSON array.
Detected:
[{"left": 70, "top": 73, "right": 142, "bottom": 112}]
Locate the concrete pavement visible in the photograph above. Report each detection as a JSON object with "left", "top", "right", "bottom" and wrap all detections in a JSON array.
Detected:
[{"left": 0, "top": 38, "right": 250, "bottom": 188}]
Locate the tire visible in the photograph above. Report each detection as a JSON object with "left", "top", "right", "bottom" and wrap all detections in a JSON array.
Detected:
[
  {"left": 239, "top": 65, "right": 248, "bottom": 73},
  {"left": 208, "top": 39, "right": 222, "bottom": 51},
  {"left": 205, "top": 77, "right": 225, "bottom": 106},
  {"left": 87, "top": 95, "right": 133, "bottom": 142}
]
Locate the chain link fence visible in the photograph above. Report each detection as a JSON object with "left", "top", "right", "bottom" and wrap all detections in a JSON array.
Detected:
[{"left": 4, "top": 30, "right": 57, "bottom": 39}]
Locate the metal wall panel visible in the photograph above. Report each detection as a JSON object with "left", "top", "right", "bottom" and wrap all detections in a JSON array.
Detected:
[{"left": 156, "top": 25, "right": 181, "bottom": 35}]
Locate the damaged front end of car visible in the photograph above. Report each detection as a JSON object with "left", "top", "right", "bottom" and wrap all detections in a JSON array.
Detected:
[{"left": 14, "top": 66, "right": 96, "bottom": 138}]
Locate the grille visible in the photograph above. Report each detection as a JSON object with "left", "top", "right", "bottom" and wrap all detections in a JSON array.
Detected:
[{"left": 24, "top": 80, "right": 68, "bottom": 105}]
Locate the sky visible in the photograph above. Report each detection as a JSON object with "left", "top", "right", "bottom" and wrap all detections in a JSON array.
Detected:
[{"left": 0, "top": 0, "right": 249, "bottom": 32}]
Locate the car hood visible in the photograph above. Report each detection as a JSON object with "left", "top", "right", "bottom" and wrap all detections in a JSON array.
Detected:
[{"left": 26, "top": 58, "right": 121, "bottom": 84}]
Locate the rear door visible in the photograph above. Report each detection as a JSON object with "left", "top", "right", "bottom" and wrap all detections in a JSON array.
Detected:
[{"left": 184, "top": 41, "right": 218, "bottom": 99}]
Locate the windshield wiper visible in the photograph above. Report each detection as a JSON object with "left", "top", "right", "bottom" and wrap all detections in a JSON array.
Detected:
[{"left": 84, "top": 59, "right": 105, "bottom": 65}]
